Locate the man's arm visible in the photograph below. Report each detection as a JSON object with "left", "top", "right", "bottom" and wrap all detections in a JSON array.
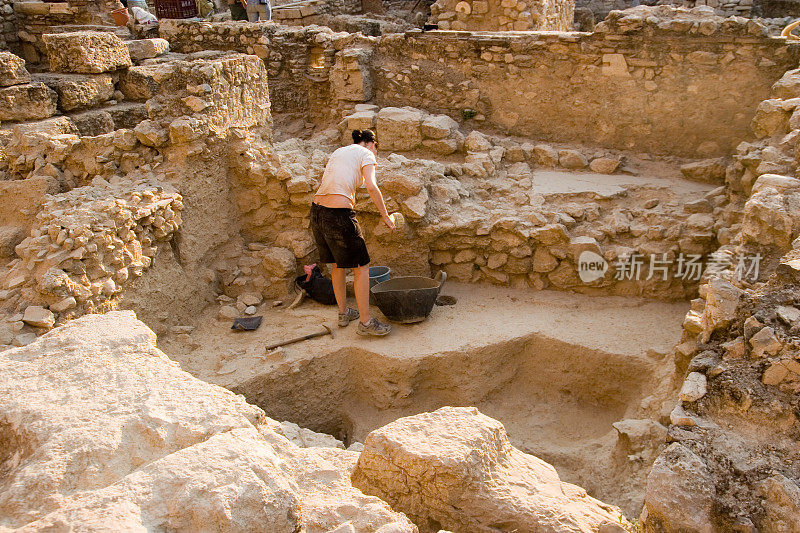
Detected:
[{"left": 363, "top": 164, "right": 395, "bottom": 231}]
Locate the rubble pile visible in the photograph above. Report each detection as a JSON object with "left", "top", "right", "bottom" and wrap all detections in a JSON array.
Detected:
[{"left": 0, "top": 178, "right": 182, "bottom": 335}]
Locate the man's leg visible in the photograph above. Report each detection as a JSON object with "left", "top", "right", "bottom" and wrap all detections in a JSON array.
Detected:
[
  {"left": 246, "top": 5, "right": 258, "bottom": 21},
  {"left": 330, "top": 264, "right": 347, "bottom": 314},
  {"left": 353, "top": 265, "right": 371, "bottom": 324}
]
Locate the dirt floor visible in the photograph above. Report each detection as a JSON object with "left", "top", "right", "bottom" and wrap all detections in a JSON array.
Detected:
[{"left": 162, "top": 282, "right": 688, "bottom": 516}]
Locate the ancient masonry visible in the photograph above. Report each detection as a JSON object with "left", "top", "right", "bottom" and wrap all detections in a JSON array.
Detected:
[{"left": 0, "top": 0, "right": 799, "bottom": 532}]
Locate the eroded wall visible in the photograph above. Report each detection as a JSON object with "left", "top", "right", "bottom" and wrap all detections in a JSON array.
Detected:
[{"left": 161, "top": 15, "right": 799, "bottom": 157}]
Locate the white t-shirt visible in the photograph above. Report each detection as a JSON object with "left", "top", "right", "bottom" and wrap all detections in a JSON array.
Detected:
[{"left": 315, "top": 144, "right": 377, "bottom": 206}]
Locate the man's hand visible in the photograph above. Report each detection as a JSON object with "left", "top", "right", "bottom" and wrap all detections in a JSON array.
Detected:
[{"left": 382, "top": 213, "right": 396, "bottom": 232}]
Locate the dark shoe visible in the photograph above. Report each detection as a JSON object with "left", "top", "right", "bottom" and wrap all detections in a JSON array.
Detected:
[
  {"left": 338, "top": 307, "right": 359, "bottom": 327},
  {"left": 356, "top": 317, "right": 392, "bottom": 336}
]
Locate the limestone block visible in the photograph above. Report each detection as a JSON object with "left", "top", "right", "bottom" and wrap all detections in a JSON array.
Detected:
[
  {"left": 533, "top": 144, "right": 558, "bottom": 166},
  {"left": 376, "top": 107, "right": 424, "bottom": 151},
  {"left": 351, "top": 407, "right": 627, "bottom": 532},
  {"left": 22, "top": 305, "right": 55, "bottom": 328},
  {"left": 601, "top": 53, "right": 630, "bottom": 77},
  {"left": 771, "top": 68, "right": 800, "bottom": 100},
  {"left": 589, "top": 157, "right": 620, "bottom": 174},
  {"left": 0, "top": 82, "right": 57, "bottom": 122},
  {"left": 751, "top": 99, "right": 790, "bottom": 138},
  {"left": 643, "top": 443, "right": 715, "bottom": 533},
  {"left": 680, "top": 158, "right": 726, "bottom": 184},
  {"left": 0, "top": 51, "right": 30, "bottom": 87},
  {"left": 422, "top": 137, "right": 459, "bottom": 155},
  {"left": 70, "top": 109, "right": 115, "bottom": 136},
  {"left": 464, "top": 130, "right": 492, "bottom": 151},
  {"left": 118, "top": 64, "right": 164, "bottom": 101},
  {"left": 34, "top": 73, "right": 114, "bottom": 112},
  {"left": 558, "top": 149, "right": 588, "bottom": 169},
  {"left": 421, "top": 114, "right": 458, "bottom": 139},
  {"left": 43, "top": 31, "right": 132, "bottom": 74},
  {"left": 679, "top": 371, "right": 707, "bottom": 402},
  {"left": 261, "top": 246, "right": 296, "bottom": 277},
  {"left": 699, "top": 278, "right": 742, "bottom": 339},
  {"left": 126, "top": 38, "right": 170, "bottom": 63}
]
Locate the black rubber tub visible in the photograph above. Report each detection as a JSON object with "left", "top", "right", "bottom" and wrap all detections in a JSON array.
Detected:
[{"left": 370, "top": 271, "right": 446, "bottom": 323}]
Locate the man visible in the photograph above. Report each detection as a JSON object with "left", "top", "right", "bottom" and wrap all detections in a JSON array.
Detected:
[
  {"left": 228, "top": 0, "right": 248, "bottom": 20},
  {"left": 309, "top": 129, "right": 395, "bottom": 336},
  {"left": 246, "top": 0, "right": 271, "bottom": 22}
]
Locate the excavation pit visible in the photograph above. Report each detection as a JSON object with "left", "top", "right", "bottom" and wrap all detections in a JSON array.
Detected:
[{"left": 167, "top": 283, "right": 688, "bottom": 516}]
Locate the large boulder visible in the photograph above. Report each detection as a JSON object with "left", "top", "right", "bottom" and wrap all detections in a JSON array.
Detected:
[
  {"left": 0, "top": 311, "right": 302, "bottom": 530},
  {"left": 43, "top": 31, "right": 133, "bottom": 74},
  {"left": 351, "top": 407, "right": 628, "bottom": 532},
  {"left": 0, "top": 51, "right": 31, "bottom": 87}
]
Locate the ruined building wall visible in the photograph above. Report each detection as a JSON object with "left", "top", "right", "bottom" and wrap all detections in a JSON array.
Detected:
[
  {"left": 161, "top": 17, "right": 798, "bottom": 158},
  {"left": 373, "top": 23, "right": 797, "bottom": 158},
  {"left": 159, "top": 21, "right": 339, "bottom": 120},
  {"left": 428, "top": 0, "right": 574, "bottom": 31}
]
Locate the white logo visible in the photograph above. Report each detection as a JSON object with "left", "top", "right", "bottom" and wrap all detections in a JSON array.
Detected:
[{"left": 578, "top": 251, "right": 608, "bottom": 283}]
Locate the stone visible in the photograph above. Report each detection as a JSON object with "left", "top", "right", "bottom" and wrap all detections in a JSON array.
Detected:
[
  {"left": 589, "top": 157, "right": 620, "bottom": 174},
  {"left": 402, "top": 189, "right": 429, "bottom": 219},
  {"left": 612, "top": 419, "right": 667, "bottom": 454},
  {"left": 261, "top": 246, "right": 296, "bottom": 277},
  {"left": 342, "top": 110, "right": 376, "bottom": 135},
  {"left": 126, "top": 38, "right": 170, "bottom": 63},
  {"left": 0, "top": 82, "right": 57, "bottom": 121},
  {"left": 70, "top": 109, "right": 115, "bottom": 137},
  {"left": 376, "top": 107, "right": 424, "bottom": 151},
  {"left": 0, "top": 312, "right": 305, "bottom": 531},
  {"left": 776, "top": 305, "right": 800, "bottom": 326},
  {"left": 421, "top": 114, "right": 458, "bottom": 139},
  {"left": 679, "top": 372, "right": 708, "bottom": 402},
  {"left": 464, "top": 130, "right": 492, "bottom": 152},
  {"left": 352, "top": 407, "right": 627, "bottom": 532},
  {"left": 750, "top": 326, "right": 782, "bottom": 357},
  {"left": 762, "top": 361, "right": 790, "bottom": 385},
  {"left": 50, "top": 296, "right": 77, "bottom": 313},
  {"left": 43, "top": 31, "right": 133, "bottom": 74},
  {"left": 757, "top": 474, "right": 800, "bottom": 532},
  {"left": 239, "top": 292, "right": 262, "bottom": 307},
  {"left": 669, "top": 404, "right": 697, "bottom": 427},
  {"left": 643, "top": 443, "right": 715, "bottom": 533},
  {"left": 532, "top": 247, "right": 559, "bottom": 272},
  {"left": 245, "top": 305, "right": 257, "bottom": 315},
  {"left": 721, "top": 336, "right": 746, "bottom": 360},
  {"left": 218, "top": 305, "right": 238, "bottom": 320},
  {"left": 22, "top": 306, "right": 55, "bottom": 329},
  {"left": 0, "top": 51, "right": 31, "bottom": 87},
  {"left": 680, "top": 158, "right": 726, "bottom": 184},
  {"left": 533, "top": 144, "right": 558, "bottom": 166},
  {"left": 34, "top": 73, "right": 115, "bottom": 112},
  {"left": 700, "top": 279, "right": 742, "bottom": 341},
  {"left": 118, "top": 64, "right": 164, "bottom": 101},
  {"left": 12, "top": 333, "right": 37, "bottom": 346},
  {"left": 558, "top": 149, "right": 588, "bottom": 169}
]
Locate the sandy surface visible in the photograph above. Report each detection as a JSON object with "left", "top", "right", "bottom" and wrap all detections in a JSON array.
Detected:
[
  {"left": 531, "top": 169, "right": 714, "bottom": 199},
  {"left": 166, "top": 283, "right": 688, "bottom": 374}
]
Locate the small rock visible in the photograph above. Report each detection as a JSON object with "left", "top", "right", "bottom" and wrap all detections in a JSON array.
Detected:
[
  {"left": 670, "top": 404, "right": 697, "bottom": 427},
  {"left": 558, "top": 149, "right": 588, "bottom": 169},
  {"left": 218, "top": 305, "right": 238, "bottom": 321},
  {"left": 762, "top": 361, "right": 790, "bottom": 385},
  {"left": 721, "top": 336, "right": 746, "bottom": 360},
  {"left": 22, "top": 306, "right": 55, "bottom": 329},
  {"left": 776, "top": 305, "right": 800, "bottom": 326},
  {"left": 589, "top": 157, "right": 620, "bottom": 174},
  {"left": 50, "top": 297, "right": 77, "bottom": 313},
  {"left": 170, "top": 325, "right": 195, "bottom": 335},
  {"left": 750, "top": 326, "right": 782, "bottom": 358},
  {"left": 679, "top": 372, "right": 708, "bottom": 402},
  {"left": 464, "top": 130, "right": 492, "bottom": 152},
  {"left": 238, "top": 292, "right": 262, "bottom": 307},
  {"left": 245, "top": 306, "right": 257, "bottom": 315},
  {"left": 12, "top": 332, "right": 37, "bottom": 346}
]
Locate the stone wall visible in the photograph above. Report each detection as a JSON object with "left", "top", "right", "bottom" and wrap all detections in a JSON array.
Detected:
[
  {"left": 159, "top": 20, "right": 346, "bottom": 119},
  {"left": 159, "top": 10, "right": 799, "bottom": 157},
  {"left": 428, "top": 0, "right": 574, "bottom": 31},
  {"left": 373, "top": 10, "right": 798, "bottom": 157}
]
